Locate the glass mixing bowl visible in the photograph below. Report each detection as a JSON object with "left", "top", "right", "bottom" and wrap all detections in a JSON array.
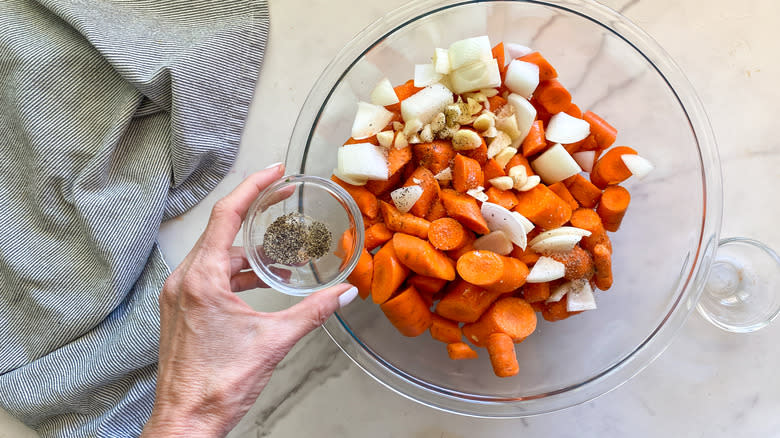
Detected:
[{"left": 286, "top": 0, "right": 723, "bottom": 417}]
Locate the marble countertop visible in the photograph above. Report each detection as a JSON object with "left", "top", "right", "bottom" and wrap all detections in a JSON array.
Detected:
[{"left": 2, "top": 0, "right": 778, "bottom": 437}]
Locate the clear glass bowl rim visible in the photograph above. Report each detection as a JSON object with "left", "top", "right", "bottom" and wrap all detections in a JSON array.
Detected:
[
  {"left": 243, "top": 174, "right": 365, "bottom": 296},
  {"left": 286, "top": 0, "right": 723, "bottom": 417}
]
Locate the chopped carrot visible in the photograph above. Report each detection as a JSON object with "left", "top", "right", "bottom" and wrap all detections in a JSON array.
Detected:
[
  {"left": 348, "top": 249, "right": 374, "bottom": 299},
  {"left": 408, "top": 275, "right": 448, "bottom": 295},
  {"left": 530, "top": 96, "right": 553, "bottom": 126},
  {"left": 513, "top": 184, "right": 573, "bottom": 230},
  {"left": 344, "top": 136, "right": 379, "bottom": 146},
  {"left": 577, "top": 135, "right": 599, "bottom": 151},
  {"left": 534, "top": 79, "right": 572, "bottom": 114},
  {"left": 386, "top": 79, "right": 423, "bottom": 113},
  {"left": 447, "top": 342, "right": 479, "bottom": 360},
  {"left": 452, "top": 154, "right": 484, "bottom": 193},
  {"left": 510, "top": 244, "right": 541, "bottom": 266},
  {"left": 583, "top": 111, "right": 617, "bottom": 150},
  {"left": 530, "top": 301, "right": 546, "bottom": 313},
  {"left": 425, "top": 197, "right": 448, "bottom": 221},
  {"left": 440, "top": 189, "right": 490, "bottom": 235},
  {"left": 413, "top": 140, "right": 455, "bottom": 175},
  {"left": 521, "top": 120, "right": 547, "bottom": 157},
  {"left": 564, "top": 174, "right": 602, "bottom": 208},
  {"left": 548, "top": 182, "right": 579, "bottom": 211},
  {"left": 518, "top": 52, "right": 558, "bottom": 82},
  {"left": 332, "top": 175, "right": 379, "bottom": 219},
  {"left": 492, "top": 42, "right": 506, "bottom": 73},
  {"left": 462, "top": 297, "right": 537, "bottom": 346},
  {"left": 564, "top": 103, "right": 582, "bottom": 119},
  {"left": 365, "top": 222, "right": 393, "bottom": 251},
  {"left": 522, "top": 282, "right": 550, "bottom": 303},
  {"left": 380, "top": 285, "right": 433, "bottom": 337},
  {"left": 392, "top": 233, "right": 456, "bottom": 281},
  {"left": 362, "top": 214, "right": 381, "bottom": 229},
  {"left": 542, "top": 295, "right": 577, "bottom": 322},
  {"left": 403, "top": 166, "right": 440, "bottom": 218},
  {"left": 456, "top": 250, "right": 529, "bottom": 293},
  {"left": 597, "top": 185, "right": 631, "bottom": 232},
  {"left": 365, "top": 172, "right": 401, "bottom": 197},
  {"left": 482, "top": 159, "right": 506, "bottom": 183},
  {"left": 550, "top": 245, "right": 594, "bottom": 281},
  {"left": 503, "top": 153, "right": 534, "bottom": 176},
  {"left": 592, "top": 243, "right": 613, "bottom": 290},
  {"left": 487, "top": 95, "right": 507, "bottom": 112},
  {"left": 365, "top": 145, "right": 413, "bottom": 195},
  {"left": 485, "top": 186, "right": 519, "bottom": 210},
  {"left": 486, "top": 332, "right": 519, "bottom": 377},
  {"left": 380, "top": 201, "right": 431, "bottom": 239},
  {"left": 570, "top": 208, "right": 612, "bottom": 252},
  {"left": 428, "top": 217, "right": 469, "bottom": 251},
  {"left": 335, "top": 228, "right": 355, "bottom": 260},
  {"left": 371, "top": 240, "right": 410, "bottom": 304},
  {"left": 590, "top": 146, "right": 637, "bottom": 189},
  {"left": 436, "top": 279, "right": 503, "bottom": 323},
  {"left": 430, "top": 314, "right": 463, "bottom": 343},
  {"left": 446, "top": 231, "right": 476, "bottom": 260}
]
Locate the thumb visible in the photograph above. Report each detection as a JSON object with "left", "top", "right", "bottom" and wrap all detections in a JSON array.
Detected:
[{"left": 273, "top": 283, "right": 358, "bottom": 348}]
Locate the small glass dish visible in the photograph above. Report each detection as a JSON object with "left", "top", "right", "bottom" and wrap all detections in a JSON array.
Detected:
[{"left": 243, "top": 175, "right": 364, "bottom": 296}]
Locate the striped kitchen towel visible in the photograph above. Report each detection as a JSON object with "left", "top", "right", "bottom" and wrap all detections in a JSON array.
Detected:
[{"left": 0, "top": 0, "right": 269, "bottom": 436}]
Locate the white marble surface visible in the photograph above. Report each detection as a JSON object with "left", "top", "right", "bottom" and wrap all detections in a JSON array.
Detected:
[{"left": 2, "top": 0, "right": 779, "bottom": 436}]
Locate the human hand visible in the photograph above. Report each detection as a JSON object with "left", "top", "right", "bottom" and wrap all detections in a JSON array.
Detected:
[{"left": 141, "top": 164, "right": 358, "bottom": 437}]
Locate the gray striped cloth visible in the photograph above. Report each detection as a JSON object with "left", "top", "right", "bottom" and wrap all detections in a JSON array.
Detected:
[{"left": 0, "top": 0, "right": 269, "bottom": 436}]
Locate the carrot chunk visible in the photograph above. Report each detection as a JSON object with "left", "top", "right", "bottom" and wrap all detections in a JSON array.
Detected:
[{"left": 380, "top": 285, "right": 433, "bottom": 337}]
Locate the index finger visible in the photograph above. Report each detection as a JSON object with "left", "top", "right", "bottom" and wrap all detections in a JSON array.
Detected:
[{"left": 203, "top": 163, "right": 285, "bottom": 250}]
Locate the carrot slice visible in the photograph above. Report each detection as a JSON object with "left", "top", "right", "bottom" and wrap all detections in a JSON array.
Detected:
[
  {"left": 365, "top": 222, "right": 393, "bottom": 251},
  {"left": 348, "top": 249, "right": 374, "bottom": 299},
  {"left": 569, "top": 208, "right": 612, "bottom": 252},
  {"left": 513, "top": 184, "right": 573, "bottom": 230},
  {"left": 462, "top": 297, "right": 537, "bottom": 346},
  {"left": 510, "top": 244, "right": 541, "bottom": 266},
  {"left": 487, "top": 95, "right": 507, "bottom": 112},
  {"left": 564, "top": 174, "right": 602, "bottom": 208},
  {"left": 447, "top": 342, "right": 479, "bottom": 360},
  {"left": 430, "top": 314, "right": 463, "bottom": 343},
  {"left": 413, "top": 140, "right": 456, "bottom": 175},
  {"left": 486, "top": 332, "right": 519, "bottom": 377},
  {"left": 597, "top": 185, "right": 631, "bottom": 232},
  {"left": 365, "top": 146, "right": 413, "bottom": 195},
  {"left": 392, "top": 233, "right": 456, "bottom": 281},
  {"left": 590, "top": 146, "right": 637, "bottom": 189},
  {"left": 445, "top": 231, "right": 477, "bottom": 261},
  {"left": 542, "top": 295, "right": 577, "bottom": 322},
  {"left": 548, "top": 181, "right": 579, "bottom": 211},
  {"left": 530, "top": 96, "right": 553, "bottom": 126},
  {"left": 331, "top": 175, "right": 379, "bottom": 219},
  {"left": 385, "top": 79, "right": 423, "bottom": 113},
  {"left": 550, "top": 245, "right": 594, "bottom": 280},
  {"left": 592, "top": 243, "right": 613, "bottom": 290},
  {"left": 428, "top": 217, "right": 469, "bottom": 251},
  {"left": 380, "top": 285, "right": 433, "bottom": 337},
  {"left": 583, "top": 111, "right": 618, "bottom": 150},
  {"left": 460, "top": 134, "right": 488, "bottom": 165},
  {"left": 435, "top": 279, "right": 502, "bottom": 323},
  {"left": 371, "top": 240, "right": 410, "bottom": 304},
  {"left": 403, "top": 166, "right": 440, "bottom": 218},
  {"left": 335, "top": 228, "right": 355, "bottom": 260},
  {"left": 521, "top": 120, "right": 547, "bottom": 157},
  {"left": 517, "top": 52, "right": 558, "bottom": 82},
  {"left": 379, "top": 201, "right": 431, "bottom": 239},
  {"left": 425, "top": 197, "right": 448, "bottom": 221},
  {"left": 485, "top": 186, "right": 519, "bottom": 210},
  {"left": 344, "top": 136, "right": 379, "bottom": 146},
  {"left": 440, "top": 189, "right": 490, "bottom": 235},
  {"left": 456, "top": 250, "right": 529, "bottom": 293},
  {"left": 408, "top": 274, "right": 448, "bottom": 295},
  {"left": 522, "top": 282, "right": 550, "bottom": 303},
  {"left": 534, "top": 79, "right": 572, "bottom": 114},
  {"left": 453, "top": 154, "right": 484, "bottom": 193},
  {"left": 492, "top": 42, "right": 506, "bottom": 75},
  {"left": 564, "top": 103, "right": 582, "bottom": 119},
  {"left": 482, "top": 159, "right": 506, "bottom": 183}
]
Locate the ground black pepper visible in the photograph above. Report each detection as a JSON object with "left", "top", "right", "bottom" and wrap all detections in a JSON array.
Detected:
[{"left": 263, "top": 212, "right": 332, "bottom": 265}]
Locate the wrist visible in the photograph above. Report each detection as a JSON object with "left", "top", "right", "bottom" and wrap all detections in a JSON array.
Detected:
[{"left": 142, "top": 402, "right": 227, "bottom": 438}]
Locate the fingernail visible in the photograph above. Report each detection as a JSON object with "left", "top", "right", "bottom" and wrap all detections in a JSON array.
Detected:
[
  {"left": 264, "top": 161, "right": 283, "bottom": 170},
  {"left": 338, "top": 286, "right": 359, "bottom": 308}
]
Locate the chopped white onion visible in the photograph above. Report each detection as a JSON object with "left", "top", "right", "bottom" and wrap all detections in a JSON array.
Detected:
[
  {"left": 526, "top": 256, "right": 566, "bottom": 283},
  {"left": 449, "top": 59, "right": 502, "bottom": 94},
  {"left": 506, "top": 93, "right": 536, "bottom": 143},
  {"left": 481, "top": 202, "right": 529, "bottom": 249},
  {"left": 351, "top": 102, "right": 395, "bottom": 140},
  {"left": 531, "top": 144, "right": 582, "bottom": 184},
  {"left": 504, "top": 60, "right": 540, "bottom": 99},
  {"left": 433, "top": 48, "right": 451, "bottom": 74},
  {"left": 473, "top": 231, "right": 514, "bottom": 255},
  {"left": 505, "top": 43, "right": 533, "bottom": 61},
  {"left": 572, "top": 150, "right": 596, "bottom": 173},
  {"left": 434, "top": 167, "right": 452, "bottom": 181},
  {"left": 448, "top": 36, "right": 492, "bottom": 71},
  {"left": 401, "top": 83, "right": 454, "bottom": 124},
  {"left": 621, "top": 154, "right": 655, "bottom": 179},
  {"left": 529, "top": 227, "right": 591, "bottom": 248},
  {"left": 391, "top": 185, "right": 423, "bottom": 213},
  {"left": 414, "top": 64, "right": 443, "bottom": 87},
  {"left": 530, "top": 234, "right": 582, "bottom": 254},
  {"left": 338, "top": 143, "right": 388, "bottom": 181},
  {"left": 370, "top": 78, "right": 400, "bottom": 106},
  {"left": 512, "top": 212, "right": 535, "bottom": 234},
  {"left": 467, "top": 187, "right": 489, "bottom": 202},
  {"left": 567, "top": 280, "right": 597, "bottom": 311},
  {"left": 546, "top": 279, "right": 588, "bottom": 304},
  {"left": 333, "top": 168, "right": 367, "bottom": 186},
  {"left": 545, "top": 112, "right": 591, "bottom": 144}
]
